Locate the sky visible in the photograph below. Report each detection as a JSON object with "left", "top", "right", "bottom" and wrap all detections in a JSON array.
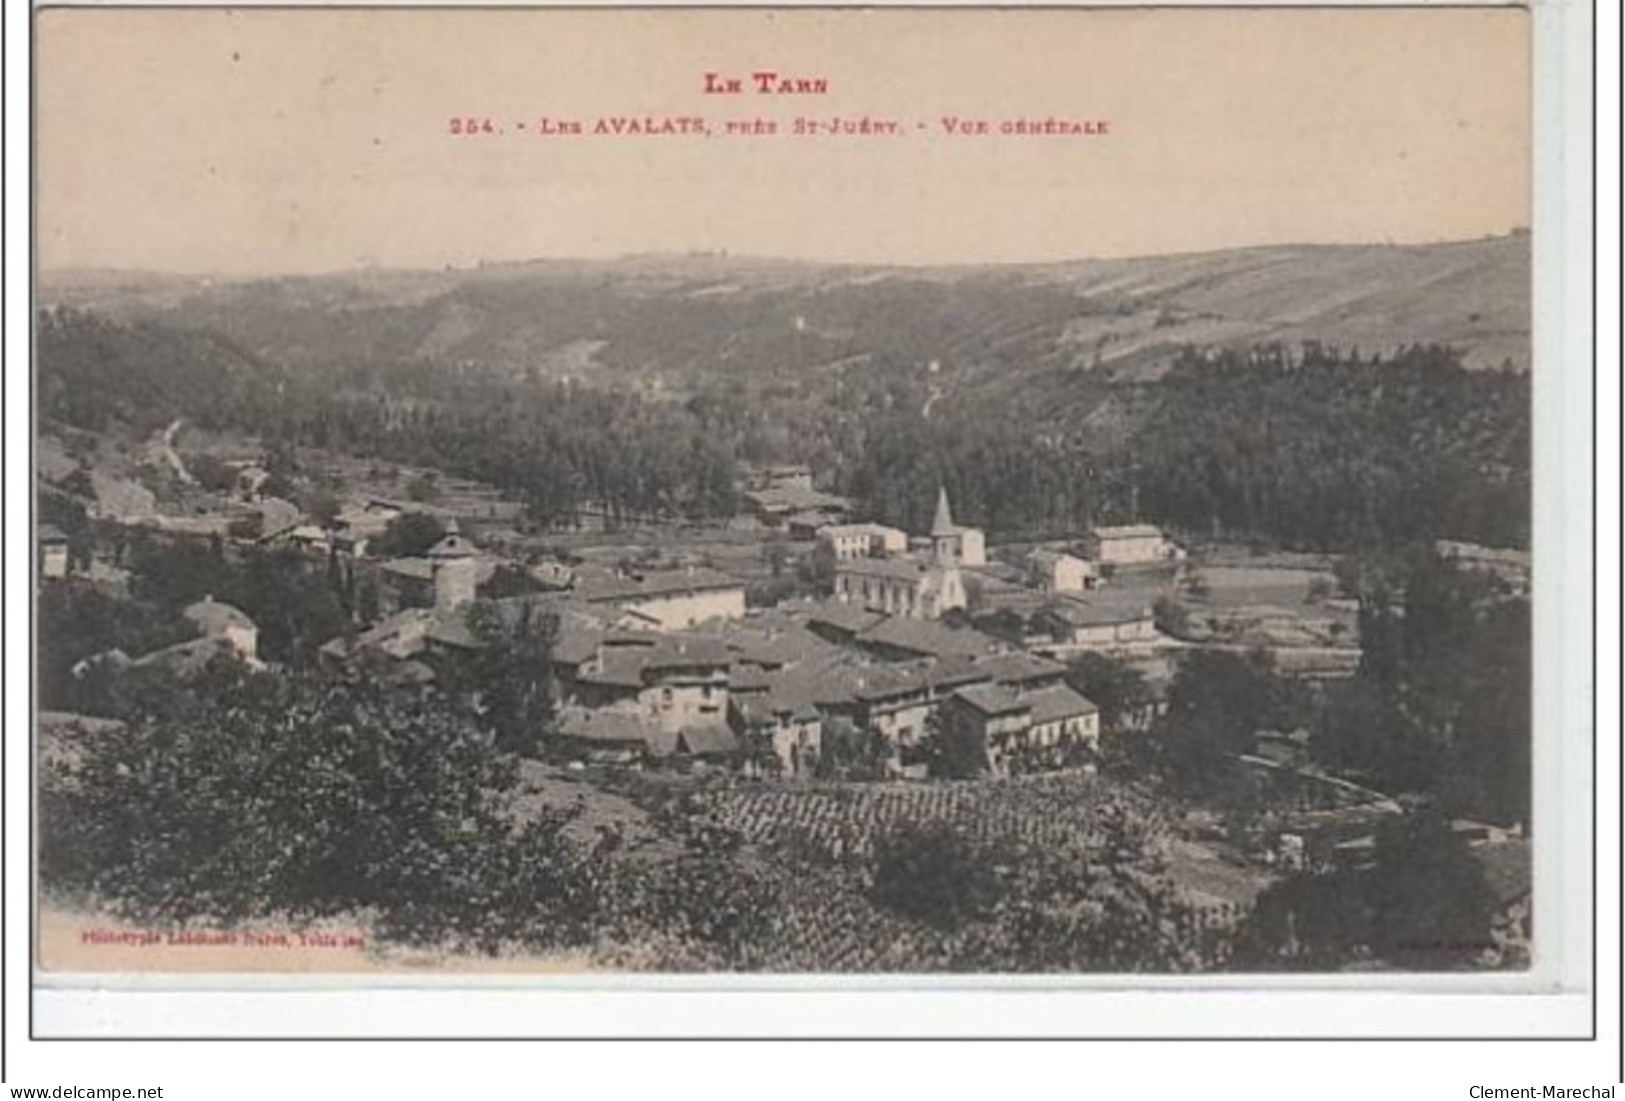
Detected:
[{"left": 36, "top": 6, "right": 1530, "bottom": 275}]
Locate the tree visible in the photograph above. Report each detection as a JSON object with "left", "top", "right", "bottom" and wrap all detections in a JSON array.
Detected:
[
  {"left": 299, "top": 487, "right": 342, "bottom": 529},
  {"left": 963, "top": 805, "right": 1220, "bottom": 972},
  {"left": 1312, "top": 551, "right": 1529, "bottom": 826},
  {"left": 1232, "top": 810, "right": 1499, "bottom": 971},
  {"left": 1064, "top": 652, "right": 1151, "bottom": 734},
  {"left": 405, "top": 471, "right": 441, "bottom": 504},
  {"left": 370, "top": 512, "right": 446, "bottom": 559},
  {"left": 869, "top": 821, "right": 1003, "bottom": 931},
  {"left": 37, "top": 581, "right": 193, "bottom": 712},
  {"left": 459, "top": 599, "right": 558, "bottom": 756},
  {"left": 1152, "top": 595, "right": 1191, "bottom": 638},
  {"left": 1363, "top": 812, "right": 1498, "bottom": 969},
  {"left": 1147, "top": 650, "right": 1291, "bottom": 791},
  {"left": 1230, "top": 862, "right": 1372, "bottom": 972},
  {"left": 479, "top": 563, "right": 542, "bottom": 600},
  {"left": 226, "top": 547, "right": 350, "bottom": 665},
  {"left": 184, "top": 452, "right": 239, "bottom": 493},
  {"left": 760, "top": 533, "right": 789, "bottom": 578},
  {"left": 40, "top": 663, "right": 597, "bottom": 953}
]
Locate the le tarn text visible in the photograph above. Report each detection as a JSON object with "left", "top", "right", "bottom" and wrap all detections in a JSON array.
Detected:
[{"left": 703, "top": 70, "right": 829, "bottom": 95}]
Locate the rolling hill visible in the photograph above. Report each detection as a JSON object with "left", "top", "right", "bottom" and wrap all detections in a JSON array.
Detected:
[{"left": 39, "top": 235, "right": 1530, "bottom": 402}]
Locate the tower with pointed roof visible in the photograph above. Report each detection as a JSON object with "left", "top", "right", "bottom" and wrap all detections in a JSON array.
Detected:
[
  {"left": 930, "top": 485, "right": 958, "bottom": 566},
  {"left": 428, "top": 529, "right": 479, "bottom": 614}
]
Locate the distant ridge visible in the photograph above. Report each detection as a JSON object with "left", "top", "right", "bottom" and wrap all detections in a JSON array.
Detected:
[{"left": 39, "top": 232, "right": 1529, "bottom": 376}]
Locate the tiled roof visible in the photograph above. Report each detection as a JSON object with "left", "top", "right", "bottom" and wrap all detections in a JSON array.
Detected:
[
  {"left": 858, "top": 616, "right": 999, "bottom": 659},
  {"left": 835, "top": 556, "right": 934, "bottom": 583},
  {"left": 425, "top": 614, "right": 485, "bottom": 650},
  {"left": 710, "top": 623, "right": 835, "bottom": 669},
  {"left": 641, "top": 635, "right": 731, "bottom": 670},
  {"left": 252, "top": 496, "right": 303, "bottom": 539},
  {"left": 671, "top": 725, "right": 742, "bottom": 757},
  {"left": 743, "top": 486, "right": 852, "bottom": 514},
  {"left": 381, "top": 557, "right": 435, "bottom": 581},
  {"left": 556, "top": 710, "right": 654, "bottom": 745},
  {"left": 962, "top": 651, "right": 1067, "bottom": 686},
  {"left": 1044, "top": 596, "right": 1153, "bottom": 627},
  {"left": 952, "top": 683, "right": 1029, "bottom": 716},
  {"left": 1025, "top": 683, "right": 1098, "bottom": 725},
  {"left": 806, "top": 601, "right": 886, "bottom": 637},
  {"left": 849, "top": 664, "right": 932, "bottom": 703},
  {"left": 576, "top": 632, "right": 731, "bottom": 689},
  {"left": 320, "top": 608, "right": 435, "bottom": 662},
  {"left": 1094, "top": 524, "right": 1165, "bottom": 540}
]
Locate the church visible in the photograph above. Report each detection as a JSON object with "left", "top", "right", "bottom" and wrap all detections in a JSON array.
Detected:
[{"left": 830, "top": 488, "right": 983, "bottom": 620}]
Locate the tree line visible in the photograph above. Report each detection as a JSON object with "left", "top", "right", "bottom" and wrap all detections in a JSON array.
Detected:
[{"left": 39, "top": 309, "right": 1527, "bottom": 554}]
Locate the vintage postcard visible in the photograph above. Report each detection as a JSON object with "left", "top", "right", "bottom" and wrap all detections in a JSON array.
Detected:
[{"left": 34, "top": 4, "right": 1551, "bottom": 984}]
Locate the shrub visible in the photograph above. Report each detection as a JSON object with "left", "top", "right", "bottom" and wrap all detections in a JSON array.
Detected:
[{"left": 869, "top": 821, "right": 1003, "bottom": 931}]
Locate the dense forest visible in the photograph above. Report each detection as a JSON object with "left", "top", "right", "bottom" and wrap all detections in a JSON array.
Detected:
[{"left": 37, "top": 306, "right": 1528, "bottom": 553}]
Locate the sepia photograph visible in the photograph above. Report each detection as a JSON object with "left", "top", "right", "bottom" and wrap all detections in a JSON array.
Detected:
[{"left": 33, "top": 5, "right": 1543, "bottom": 982}]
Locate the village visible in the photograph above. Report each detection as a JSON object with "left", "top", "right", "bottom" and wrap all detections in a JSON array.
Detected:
[{"left": 36, "top": 420, "right": 1531, "bottom": 950}]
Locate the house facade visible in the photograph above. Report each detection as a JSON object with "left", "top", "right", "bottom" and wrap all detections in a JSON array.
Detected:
[
  {"left": 1083, "top": 524, "right": 1182, "bottom": 567},
  {"left": 1040, "top": 597, "right": 1158, "bottom": 648},
  {"left": 814, "top": 522, "right": 909, "bottom": 563},
  {"left": 578, "top": 567, "right": 748, "bottom": 630},
  {"left": 555, "top": 632, "right": 732, "bottom": 737},
  {"left": 1027, "top": 549, "right": 1095, "bottom": 593},
  {"left": 940, "top": 681, "right": 1099, "bottom": 776}
]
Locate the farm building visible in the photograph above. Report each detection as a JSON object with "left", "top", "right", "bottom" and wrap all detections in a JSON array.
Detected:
[
  {"left": 744, "top": 463, "right": 815, "bottom": 493},
  {"left": 1026, "top": 548, "right": 1095, "bottom": 593},
  {"left": 1039, "top": 596, "right": 1158, "bottom": 648},
  {"left": 741, "top": 484, "right": 853, "bottom": 529},
  {"left": 1082, "top": 524, "right": 1182, "bottom": 567},
  {"left": 575, "top": 566, "right": 747, "bottom": 630}
]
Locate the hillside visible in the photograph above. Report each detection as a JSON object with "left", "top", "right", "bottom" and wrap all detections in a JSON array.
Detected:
[{"left": 38, "top": 236, "right": 1530, "bottom": 399}]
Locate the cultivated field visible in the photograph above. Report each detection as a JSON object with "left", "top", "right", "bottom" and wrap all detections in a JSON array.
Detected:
[{"left": 691, "top": 771, "right": 1166, "bottom": 863}]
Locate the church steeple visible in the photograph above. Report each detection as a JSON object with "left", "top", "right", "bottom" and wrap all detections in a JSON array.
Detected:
[
  {"left": 930, "top": 485, "right": 958, "bottom": 565},
  {"left": 930, "top": 485, "right": 956, "bottom": 538}
]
